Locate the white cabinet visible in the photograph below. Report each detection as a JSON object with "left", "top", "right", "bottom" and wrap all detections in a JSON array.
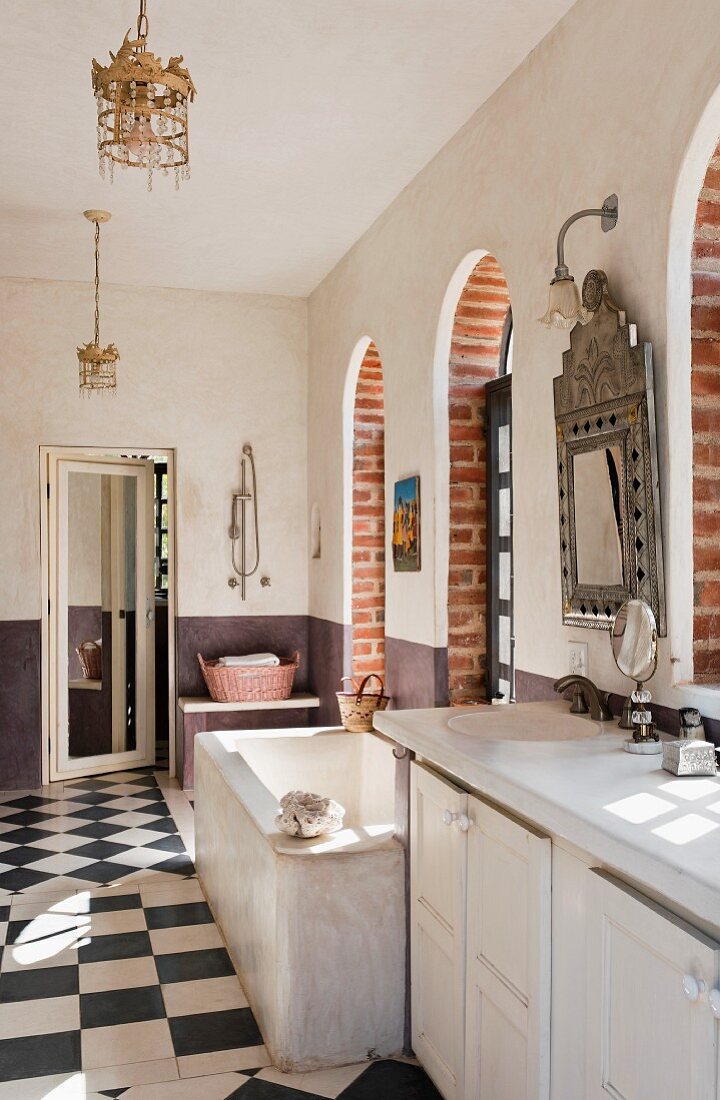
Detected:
[
  {"left": 586, "top": 869, "right": 720, "bottom": 1100},
  {"left": 410, "top": 762, "right": 551, "bottom": 1100},
  {"left": 464, "top": 797, "right": 551, "bottom": 1100},
  {"left": 410, "top": 762, "right": 468, "bottom": 1100}
]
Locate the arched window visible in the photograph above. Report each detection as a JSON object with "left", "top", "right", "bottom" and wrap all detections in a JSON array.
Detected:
[
  {"left": 350, "top": 342, "right": 386, "bottom": 680},
  {"left": 447, "top": 255, "right": 512, "bottom": 703},
  {"left": 692, "top": 139, "right": 720, "bottom": 681}
]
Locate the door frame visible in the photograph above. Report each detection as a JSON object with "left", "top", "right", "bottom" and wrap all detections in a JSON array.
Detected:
[{"left": 40, "top": 445, "right": 177, "bottom": 784}]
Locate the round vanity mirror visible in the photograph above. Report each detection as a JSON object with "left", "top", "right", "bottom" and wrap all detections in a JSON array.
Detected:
[
  {"left": 611, "top": 599, "right": 657, "bottom": 684},
  {"left": 611, "top": 599, "right": 660, "bottom": 754}
]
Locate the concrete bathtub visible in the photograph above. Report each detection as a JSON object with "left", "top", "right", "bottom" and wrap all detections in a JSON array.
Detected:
[{"left": 194, "top": 727, "right": 405, "bottom": 1071}]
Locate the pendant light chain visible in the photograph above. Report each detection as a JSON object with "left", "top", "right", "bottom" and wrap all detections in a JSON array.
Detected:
[
  {"left": 137, "top": 0, "right": 149, "bottom": 44},
  {"left": 94, "top": 221, "right": 101, "bottom": 347}
]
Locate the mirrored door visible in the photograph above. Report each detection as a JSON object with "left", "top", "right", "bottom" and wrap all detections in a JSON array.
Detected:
[{"left": 49, "top": 455, "right": 155, "bottom": 780}]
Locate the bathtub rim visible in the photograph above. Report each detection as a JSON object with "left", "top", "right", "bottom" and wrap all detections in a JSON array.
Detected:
[{"left": 195, "top": 727, "right": 401, "bottom": 858}]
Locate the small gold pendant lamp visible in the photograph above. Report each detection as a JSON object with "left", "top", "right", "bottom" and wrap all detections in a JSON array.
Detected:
[{"left": 77, "top": 210, "right": 119, "bottom": 397}]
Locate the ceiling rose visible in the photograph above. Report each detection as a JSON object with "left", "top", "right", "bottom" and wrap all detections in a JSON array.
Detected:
[{"left": 92, "top": 0, "right": 197, "bottom": 191}]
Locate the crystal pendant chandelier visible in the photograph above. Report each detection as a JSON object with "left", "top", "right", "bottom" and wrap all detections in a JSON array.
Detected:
[
  {"left": 92, "top": 0, "right": 196, "bottom": 192},
  {"left": 77, "top": 211, "right": 119, "bottom": 396}
]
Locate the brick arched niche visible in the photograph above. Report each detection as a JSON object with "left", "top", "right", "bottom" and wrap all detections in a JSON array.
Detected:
[
  {"left": 350, "top": 341, "right": 386, "bottom": 680},
  {"left": 692, "top": 138, "right": 720, "bottom": 681},
  {"left": 447, "top": 255, "right": 511, "bottom": 703}
]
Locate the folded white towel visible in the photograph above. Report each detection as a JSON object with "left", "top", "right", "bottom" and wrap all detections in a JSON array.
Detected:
[{"left": 218, "top": 653, "right": 280, "bottom": 668}]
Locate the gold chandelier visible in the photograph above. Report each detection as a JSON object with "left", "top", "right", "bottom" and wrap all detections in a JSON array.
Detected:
[
  {"left": 77, "top": 211, "right": 119, "bottom": 396},
  {"left": 92, "top": 0, "right": 197, "bottom": 191}
]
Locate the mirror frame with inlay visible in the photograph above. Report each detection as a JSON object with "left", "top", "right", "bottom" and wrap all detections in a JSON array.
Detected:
[{"left": 553, "top": 270, "right": 666, "bottom": 634}]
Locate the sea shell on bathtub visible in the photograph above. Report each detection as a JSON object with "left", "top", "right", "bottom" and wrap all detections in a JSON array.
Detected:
[{"left": 275, "top": 790, "right": 345, "bottom": 838}]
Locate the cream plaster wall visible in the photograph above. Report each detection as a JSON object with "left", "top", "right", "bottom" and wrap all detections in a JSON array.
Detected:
[
  {"left": 307, "top": 0, "right": 720, "bottom": 719},
  {"left": 0, "top": 278, "right": 308, "bottom": 621}
]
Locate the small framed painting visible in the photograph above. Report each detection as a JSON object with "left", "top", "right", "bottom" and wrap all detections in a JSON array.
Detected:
[{"left": 392, "top": 476, "right": 421, "bottom": 572}]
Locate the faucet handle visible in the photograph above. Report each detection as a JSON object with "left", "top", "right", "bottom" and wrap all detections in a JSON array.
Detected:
[{"left": 569, "top": 683, "right": 589, "bottom": 715}]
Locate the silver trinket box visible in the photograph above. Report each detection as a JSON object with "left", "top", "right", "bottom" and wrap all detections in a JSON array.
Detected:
[{"left": 662, "top": 739, "right": 717, "bottom": 777}]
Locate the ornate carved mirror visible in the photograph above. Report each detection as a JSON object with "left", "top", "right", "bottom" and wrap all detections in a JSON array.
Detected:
[{"left": 553, "top": 270, "right": 666, "bottom": 633}]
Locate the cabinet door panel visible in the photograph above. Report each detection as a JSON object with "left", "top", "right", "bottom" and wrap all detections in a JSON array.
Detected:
[
  {"left": 464, "top": 796, "right": 551, "bottom": 1100},
  {"left": 586, "top": 869, "right": 719, "bottom": 1100},
  {"left": 411, "top": 762, "right": 468, "bottom": 1100}
]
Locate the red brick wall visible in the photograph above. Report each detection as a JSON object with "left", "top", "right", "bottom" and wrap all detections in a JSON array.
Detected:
[
  {"left": 352, "top": 342, "right": 385, "bottom": 681},
  {"left": 693, "top": 139, "right": 720, "bottom": 681},
  {"left": 448, "top": 255, "right": 510, "bottom": 703}
]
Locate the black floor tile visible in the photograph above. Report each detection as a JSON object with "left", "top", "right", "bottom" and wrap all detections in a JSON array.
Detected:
[
  {"left": 169, "top": 1007, "right": 263, "bottom": 1057},
  {"left": 155, "top": 946, "right": 236, "bottom": 984},
  {"left": 127, "top": 775, "right": 159, "bottom": 787},
  {"left": 228, "top": 1081, "right": 324, "bottom": 1100},
  {"left": 0, "top": 827, "right": 57, "bottom": 846},
  {"left": 0, "top": 796, "right": 56, "bottom": 810},
  {"left": 68, "top": 792, "right": 118, "bottom": 806},
  {"left": 145, "top": 901, "right": 213, "bottom": 929},
  {"left": 0, "top": 906, "right": 9, "bottom": 923},
  {"left": 6, "top": 917, "right": 79, "bottom": 947},
  {"left": 0, "top": 846, "right": 56, "bottom": 868},
  {"left": 71, "top": 861, "right": 144, "bottom": 885},
  {"left": 79, "top": 930, "right": 152, "bottom": 964},
  {"left": 0, "top": 810, "right": 54, "bottom": 827},
  {"left": 338, "top": 1061, "right": 443, "bottom": 1099},
  {"left": 136, "top": 802, "right": 172, "bottom": 818},
  {"left": 72, "top": 840, "right": 134, "bottom": 861},
  {"left": 68, "top": 806, "right": 119, "bottom": 822},
  {"left": 141, "top": 818, "right": 179, "bottom": 835},
  {"left": 0, "top": 964, "right": 79, "bottom": 1003},
  {"left": 152, "top": 854, "right": 195, "bottom": 877},
  {"left": 81, "top": 983, "right": 165, "bottom": 1029},
  {"left": 145, "top": 834, "right": 186, "bottom": 854},
  {"left": 87, "top": 892, "right": 142, "bottom": 914},
  {"left": 67, "top": 821, "right": 124, "bottom": 840},
  {"left": 0, "top": 867, "right": 54, "bottom": 892},
  {"left": 68, "top": 779, "right": 117, "bottom": 791},
  {"left": 0, "top": 1030, "right": 81, "bottom": 1082},
  {"left": 134, "top": 788, "right": 165, "bottom": 802}
]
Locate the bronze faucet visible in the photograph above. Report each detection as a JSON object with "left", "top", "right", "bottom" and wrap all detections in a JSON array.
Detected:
[{"left": 553, "top": 675, "right": 614, "bottom": 722}]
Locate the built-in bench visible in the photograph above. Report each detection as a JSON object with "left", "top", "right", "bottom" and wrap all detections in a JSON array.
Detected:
[{"left": 176, "top": 693, "right": 321, "bottom": 790}]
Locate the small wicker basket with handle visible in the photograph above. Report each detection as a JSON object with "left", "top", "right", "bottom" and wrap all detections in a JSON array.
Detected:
[
  {"left": 198, "top": 652, "right": 299, "bottom": 704},
  {"left": 336, "top": 674, "right": 390, "bottom": 733},
  {"left": 76, "top": 640, "right": 102, "bottom": 680}
]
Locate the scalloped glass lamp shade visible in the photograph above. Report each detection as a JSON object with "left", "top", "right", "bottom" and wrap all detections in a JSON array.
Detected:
[{"left": 539, "top": 276, "right": 592, "bottom": 329}]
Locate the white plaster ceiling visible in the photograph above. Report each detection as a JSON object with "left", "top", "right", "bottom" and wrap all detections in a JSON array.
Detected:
[{"left": 0, "top": 0, "right": 575, "bottom": 296}]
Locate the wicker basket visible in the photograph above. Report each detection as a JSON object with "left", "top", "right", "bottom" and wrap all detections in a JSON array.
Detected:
[
  {"left": 198, "top": 652, "right": 299, "bottom": 704},
  {"left": 76, "top": 640, "right": 102, "bottom": 680},
  {"left": 336, "top": 674, "right": 390, "bottom": 733}
]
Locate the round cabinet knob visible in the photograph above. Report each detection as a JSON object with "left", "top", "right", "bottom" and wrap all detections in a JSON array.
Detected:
[
  {"left": 442, "top": 809, "right": 457, "bottom": 827},
  {"left": 709, "top": 989, "right": 720, "bottom": 1019},
  {"left": 682, "top": 974, "right": 707, "bottom": 1002},
  {"left": 457, "top": 814, "right": 472, "bottom": 833}
]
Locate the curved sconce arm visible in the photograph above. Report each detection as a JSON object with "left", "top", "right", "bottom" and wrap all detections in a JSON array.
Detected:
[{"left": 553, "top": 194, "right": 619, "bottom": 282}]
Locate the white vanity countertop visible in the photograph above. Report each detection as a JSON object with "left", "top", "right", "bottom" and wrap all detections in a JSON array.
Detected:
[{"left": 375, "top": 701, "right": 720, "bottom": 929}]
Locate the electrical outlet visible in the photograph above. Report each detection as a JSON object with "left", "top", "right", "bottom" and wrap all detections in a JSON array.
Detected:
[{"left": 568, "top": 640, "right": 588, "bottom": 678}]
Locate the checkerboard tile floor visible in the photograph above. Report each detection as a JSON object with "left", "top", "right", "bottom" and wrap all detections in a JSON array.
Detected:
[{"left": 0, "top": 770, "right": 440, "bottom": 1099}]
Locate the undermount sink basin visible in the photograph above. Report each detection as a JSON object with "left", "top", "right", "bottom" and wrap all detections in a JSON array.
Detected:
[{"left": 447, "top": 702, "right": 605, "bottom": 742}]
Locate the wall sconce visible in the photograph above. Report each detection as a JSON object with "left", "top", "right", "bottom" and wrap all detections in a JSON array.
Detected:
[{"left": 539, "top": 194, "right": 619, "bottom": 328}]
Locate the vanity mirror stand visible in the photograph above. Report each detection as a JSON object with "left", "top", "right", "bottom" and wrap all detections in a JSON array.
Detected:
[{"left": 611, "top": 598, "right": 661, "bottom": 754}]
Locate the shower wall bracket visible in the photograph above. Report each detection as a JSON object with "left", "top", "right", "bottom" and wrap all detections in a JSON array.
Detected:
[{"left": 228, "top": 443, "right": 260, "bottom": 600}]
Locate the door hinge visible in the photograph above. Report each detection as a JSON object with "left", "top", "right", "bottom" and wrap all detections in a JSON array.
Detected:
[
  {"left": 47, "top": 598, "right": 51, "bottom": 616},
  {"left": 48, "top": 737, "right": 51, "bottom": 755},
  {"left": 46, "top": 483, "right": 50, "bottom": 499}
]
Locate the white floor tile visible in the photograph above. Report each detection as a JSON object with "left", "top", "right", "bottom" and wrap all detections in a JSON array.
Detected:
[
  {"left": 24, "top": 832, "right": 93, "bottom": 853},
  {"left": 79, "top": 953, "right": 159, "bottom": 994},
  {"left": 0, "top": 993, "right": 80, "bottom": 1038},
  {"left": 2, "top": 921, "right": 84, "bottom": 970},
  {"left": 24, "top": 853, "right": 95, "bottom": 876},
  {"left": 0, "top": 1071, "right": 87, "bottom": 1099},
  {"left": 106, "top": 827, "right": 169, "bottom": 848},
  {"left": 10, "top": 893, "right": 83, "bottom": 919},
  {"left": 149, "top": 922, "right": 223, "bottom": 955},
  {"left": 255, "top": 1063, "right": 369, "bottom": 1097},
  {"left": 125, "top": 1073, "right": 249, "bottom": 1098},
  {"left": 102, "top": 811, "right": 160, "bottom": 829},
  {"left": 161, "top": 974, "right": 249, "bottom": 1017},
  {"left": 86, "top": 907, "right": 147, "bottom": 936},
  {"left": 31, "top": 816, "right": 88, "bottom": 833},
  {"left": 82, "top": 1057, "right": 180, "bottom": 1092},
  {"left": 82, "top": 1017, "right": 175, "bottom": 1069},
  {"left": 177, "top": 1044, "right": 271, "bottom": 1078},
  {"left": 139, "top": 879, "right": 205, "bottom": 906},
  {"left": 106, "top": 847, "right": 169, "bottom": 869}
]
